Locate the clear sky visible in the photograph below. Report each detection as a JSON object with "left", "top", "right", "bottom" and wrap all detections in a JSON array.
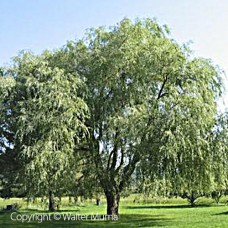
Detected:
[{"left": 0, "top": 0, "right": 227, "bottom": 108}]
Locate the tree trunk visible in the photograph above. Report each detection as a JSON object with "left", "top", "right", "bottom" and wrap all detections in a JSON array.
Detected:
[
  {"left": 69, "top": 196, "right": 72, "bottom": 204},
  {"left": 105, "top": 191, "right": 120, "bottom": 215},
  {"left": 189, "top": 197, "right": 195, "bottom": 207},
  {"left": 96, "top": 198, "right": 101, "bottom": 206},
  {"left": 48, "top": 190, "right": 55, "bottom": 211},
  {"left": 188, "top": 192, "right": 196, "bottom": 207}
]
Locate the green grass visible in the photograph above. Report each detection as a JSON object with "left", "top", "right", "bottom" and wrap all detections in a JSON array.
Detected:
[{"left": 0, "top": 196, "right": 228, "bottom": 227}]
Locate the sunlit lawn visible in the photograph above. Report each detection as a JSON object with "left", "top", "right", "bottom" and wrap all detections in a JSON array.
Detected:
[{"left": 0, "top": 196, "right": 228, "bottom": 227}]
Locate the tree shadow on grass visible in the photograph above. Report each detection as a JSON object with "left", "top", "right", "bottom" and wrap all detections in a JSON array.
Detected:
[
  {"left": 213, "top": 211, "right": 228, "bottom": 216},
  {"left": 126, "top": 204, "right": 213, "bottom": 210},
  {"left": 0, "top": 213, "right": 172, "bottom": 228}
]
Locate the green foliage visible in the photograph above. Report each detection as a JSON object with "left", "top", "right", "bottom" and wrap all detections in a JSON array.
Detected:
[
  {"left": 0, "top": 18, "right": 226, "bottom": 215},
  {"left": 75, "top": 18, "right": 222, "bottom": 193},
  {"left": 2, "top": 51, "right": 89, "bottom": 197}
]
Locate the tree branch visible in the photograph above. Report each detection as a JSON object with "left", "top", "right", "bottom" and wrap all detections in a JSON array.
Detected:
[
  {"left": 107, "top": 129, "right": 119, "bottom": 171},
  {"left": 115, "top": 146, "right": 124, "bottom": 174},
  {"left": 119, "top": 152, "right": 140, "bottom": 192},
  {"left": 157, "top": 74, "right": 168, "bottom": 100}
]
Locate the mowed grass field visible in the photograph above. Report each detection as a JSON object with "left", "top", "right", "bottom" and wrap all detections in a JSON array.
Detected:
[{"left": 0, "top": 195, "right": 228, "bottom": 227}]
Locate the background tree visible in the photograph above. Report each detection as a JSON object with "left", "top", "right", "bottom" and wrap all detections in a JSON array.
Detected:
[
  {"left": 3, "top": 51, "right": 88, "bottom": 211},
  {"left": 210, "top": 112, "right": 228, "bottom": 198},
  {"left": 0, "top": 74, "right": 22, "bottom": 198}
]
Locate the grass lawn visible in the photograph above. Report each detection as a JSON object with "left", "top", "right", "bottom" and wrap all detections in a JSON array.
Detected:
[{"left": 0, "top": 196, "right": 228, "bottom": 227}]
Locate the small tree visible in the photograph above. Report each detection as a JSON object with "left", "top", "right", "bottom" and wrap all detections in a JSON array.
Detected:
[
  {"left": 211, "top": 191, "right": 223, "bottom": 204},
  {"left": 181, "top": 191, "right": 204, "bottom": 207}
]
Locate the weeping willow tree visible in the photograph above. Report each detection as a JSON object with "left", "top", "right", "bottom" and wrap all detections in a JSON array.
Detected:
[
  {"left": 0, "top": 18, "right": 224, "bottom": 215},
  {"left": 3, "top": 52, "right": 88, "bottom": 210},
  {"left": 62, "top": 18, "right": 222, "bottom": 214}
]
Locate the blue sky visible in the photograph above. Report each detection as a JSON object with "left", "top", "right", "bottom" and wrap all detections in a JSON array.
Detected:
[{"left": 1, "top": 0, "right": 227, "bottom": 107}]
